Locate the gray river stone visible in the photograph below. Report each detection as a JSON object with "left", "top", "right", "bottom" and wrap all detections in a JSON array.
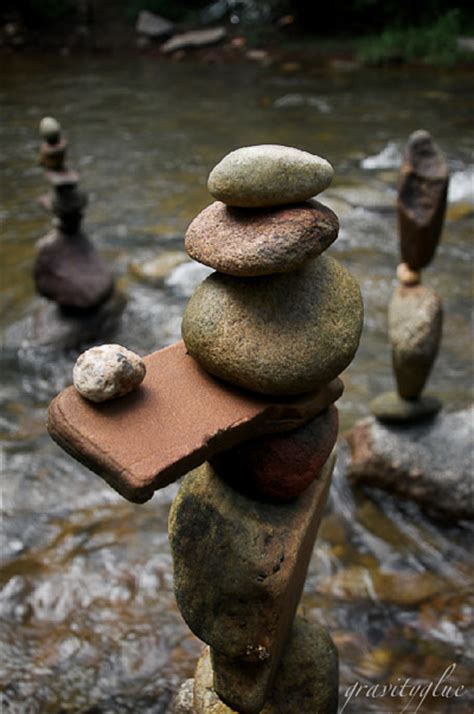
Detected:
[
  {"left": 389, "top": 284, "right": 443, "bottom": 399},
  {"left": 207, "top": 145, "right": 333, "bottom": 207},
  {"left": 346, "top": 406, "right": 474, "bottom": 520},
  {"left": 182, "top": 255, "right": 363, "bottom": 396}
]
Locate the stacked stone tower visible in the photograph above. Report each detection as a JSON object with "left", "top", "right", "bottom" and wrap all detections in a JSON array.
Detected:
[
  {"left": 370, "top": 130, "right": 448, "bottom": 422},
  {"left": 33, "top": 117, "right": 125, "bottom": 346},
  {"left": 47, "top": 145, "right": 364, "bottom": 713},
  {"left": 171, "top": 145, "right": 363, "bottom": 713}
]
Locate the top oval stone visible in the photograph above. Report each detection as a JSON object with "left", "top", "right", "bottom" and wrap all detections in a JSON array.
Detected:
[{"left": 207, "top": 145, "right": 334, "bottom": 207}]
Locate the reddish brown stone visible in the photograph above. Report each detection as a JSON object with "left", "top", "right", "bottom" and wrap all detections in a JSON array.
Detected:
[
  {"left": 210, "top": 405, "right": 339, "bottom": 502},
  {"left": 185, "top": 199, "right": 339, "bottom": 276},
  {"left": 397, "top": 130, "right": 448, "bottom": 270},
  {"left": 48, "top": 341, "right": 343, "bottom": 503}
]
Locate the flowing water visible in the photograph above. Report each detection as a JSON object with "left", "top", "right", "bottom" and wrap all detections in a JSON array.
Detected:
[{"left": 1, "top": 54, "right": 473, "bottom": 713}]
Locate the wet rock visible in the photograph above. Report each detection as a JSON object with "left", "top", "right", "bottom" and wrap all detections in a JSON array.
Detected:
[
  {"left": 210, "top": 406, "right": 339, "bottom": 502},
  {"left": 34, "top": 230, "right": 114, "bottom": 310},
  {"left": 49, "top": 341, "right": 343, "bottom": 503},
  {"left": 370, "top": 391, "right": 441, "bottom": 424},
  {"left": 129, "top": 251, "right": 189, "bottom": 286},
  {"left": 39, "top": 140, "right": 67, "bottom": 171},
  {"left": 73, "top": 344, "right": 146, "bottom": 403},
  {"left": 171, "top": 679, "right": 195, "bottom": 713},
  {"left": 346, "top": 407, "right": 474, "bottom": 520},
  {"left": 208, "top": 145, "right": 333, "bottom": 208},
  {"left": 182, "top": 255, "right": 363, "bottom": 396},
  {"left": 389, "top": 285, "right": 442, "bottom": 399},
  {"left": 161, "top": 27, "right": 227, "bottom": 54},
  {"left": 169, "top": 456, "right": 335, "bottom": 712},
  {"left": 398, "top": 130, "right": 449, "bottom": 269},
  {"left": 194, "top": 616, "right": 338, "bottom": 714},
  {"left": 185, "top": 200, "right": 339, "bottom": 276},
  {"left": 136, "top": 10, "right": 174, "bottom": 38},
  {"left": 32, "top": 288, "right": 127, "bottom": 350}
]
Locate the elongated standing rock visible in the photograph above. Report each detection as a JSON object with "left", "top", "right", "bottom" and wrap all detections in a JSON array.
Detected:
[
  {"left": 397, "top": 129, "right": 449, "bottom": 270},
  {"left": 169, "top": 454, "right": 335, "bottom": 713}
]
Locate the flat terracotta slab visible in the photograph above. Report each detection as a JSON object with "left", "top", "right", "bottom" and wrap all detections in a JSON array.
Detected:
[{"left": 48, "top": 341, "right": 343, "bottom": 503}]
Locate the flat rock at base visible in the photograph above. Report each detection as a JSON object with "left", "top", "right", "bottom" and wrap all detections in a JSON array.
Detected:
[
  {"left": 34, "top": 230, "right": 114, "bottom": 309},
  {"left": 48, "top": 340, "right": 343, "bottom": 503},
  {"left": 346, "top": 407, "right": 474, "bottom": 520},
  {"left": 193, "top": 617, "right": 338, "bottom": 714},
  {"left": 169, "top": 456, "right": 335, "bottom": 713},
  {"left": 208, "top": 145, "right": 333, "bottom": 208},
  {"left": 210, "top": 405, "right": 339, "bottom": 502},
  {"left": 185, "top": 200, "right": 339, "bottom": 276},
  {"left": 370, "top": 391, "right": 441, "bottom": 423},
  {"left": 161, "top": 27, "right": 226, "bottom": 54},
  {"left": 397, "top": 130, "right": 449, "bottom": 270},
  {"left": 389, "top": 285, "right": 442, "bottom": 399},
  {"left": 182, "top": 254, "right": 363, "bottom": 396}
]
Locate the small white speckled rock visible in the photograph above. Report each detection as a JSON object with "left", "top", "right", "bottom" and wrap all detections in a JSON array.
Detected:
[
  {"left": 39, "top": 116, "right": 61, "bottom": 144},
  {"left": 207, "top": 144, "right": 334, "bottom": 207},
  {"left": 73, "top": 344, "right": 146, "bottom": 402}
]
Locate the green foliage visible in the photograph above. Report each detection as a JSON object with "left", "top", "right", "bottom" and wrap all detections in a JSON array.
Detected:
[{"left": 357, "top": 9, "right": 461, "bottom": 66}]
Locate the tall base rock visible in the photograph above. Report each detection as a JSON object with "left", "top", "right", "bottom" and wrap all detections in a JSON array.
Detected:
[
  {"left": 192, "top": 616, "right": 338, "bottom": 714},
  {"left": 169, "top": 455, "right": 335, "bottom": 713}
]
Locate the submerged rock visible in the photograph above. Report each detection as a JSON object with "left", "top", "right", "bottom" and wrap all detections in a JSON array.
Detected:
[
  {"left": 208, "top": 145, "right": 333, "bottom": 207},
  {"left": 182, "top": 254, "right": 363, "bottom": 396},
  {"left": 193, "top": 616, "right": 338, "bottom": 714},
  {"left": 185, "top": 199, "right": 339, "bottom": 276},
  {"left": 389, "top": 285, "right": 443, "bottom": 399},
  {"left": 73, "top": 344, "right": 146, "bottom": 402},
  {"left": 346, "top": 406, "right": 474, "bottom": 520},
  {"left": 129, "top": 251, "right": 189, "bottom": 286},
  {"left": 169, "top": 456, "right": 335, "bottom": 711},
  {"left": 397, "top": 130, "right": 449, "bottom": 270}
]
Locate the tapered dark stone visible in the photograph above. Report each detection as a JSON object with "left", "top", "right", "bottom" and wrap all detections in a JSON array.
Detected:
[{"left": 397, "top": 130, "right": 449, "bottom": 270}]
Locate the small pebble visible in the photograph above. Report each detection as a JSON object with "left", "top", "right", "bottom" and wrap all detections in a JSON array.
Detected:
[
  {"left": 396, "top": 262, "right": 421, "bottom": 286},
  {"left": 73, "top": 344, "right": 146, "bottom": 402},
  {"left": 39, "top": 116, "right": 61, "bottom": 144}
]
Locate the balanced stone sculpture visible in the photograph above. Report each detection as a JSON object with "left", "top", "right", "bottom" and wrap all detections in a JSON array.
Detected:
[
  {"left": 33, "top": 117, "right": 126, "bottom": 348},
  {"left": 370, "top": 130, "right": 448, "bottom": 423},
  {"left": 47, "top": 144, "right": 364, "bottom": 713}
]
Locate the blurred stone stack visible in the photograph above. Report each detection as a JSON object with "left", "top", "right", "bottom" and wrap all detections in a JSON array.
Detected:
[
  {"left": 370, "top": 130, "right": 448, "bottom": 423},
  {"left": 33, "top": 117, "right": 126, "bottom": 348},
  {"left": 170, "top": 145, "right": 364, "bottom": 713}
]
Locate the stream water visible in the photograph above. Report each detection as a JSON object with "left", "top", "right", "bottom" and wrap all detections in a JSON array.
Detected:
[{"left": 1, "top": 54, "right": 473, "bottom": 713}]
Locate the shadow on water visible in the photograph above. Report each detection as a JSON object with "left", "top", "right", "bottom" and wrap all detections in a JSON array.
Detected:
[{"left": 1, "top": 54, "right": 473, "bottom": 712}]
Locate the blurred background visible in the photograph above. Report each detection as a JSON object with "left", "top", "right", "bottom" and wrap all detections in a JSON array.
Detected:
[{"left": 1, "top": 1, "right": 473, "bottom": 712}]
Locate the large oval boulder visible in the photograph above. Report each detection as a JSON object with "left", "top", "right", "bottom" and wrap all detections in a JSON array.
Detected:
[
  {"left": 182, "top": 254, "right": 363, "bottom": 396},
  {"left": 207, "top": 145, "right": 333, "bottom": 208},
  {"left": 185, "top": 199, "right": 339, "bottom": 276}
]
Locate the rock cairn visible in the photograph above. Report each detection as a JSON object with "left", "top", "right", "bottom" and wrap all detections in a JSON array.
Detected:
[
  {"left": 370, "top": 130, "right": 448, "bottom": 423},
  {"left": 171, "top": 144, "right": 363, "bottom": 713},
  {"left": 47, "top": 144, "right": 363, "bottom": 713},
  {"left": 33, "top": 117, "right": 126, "bottom": 347}
]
